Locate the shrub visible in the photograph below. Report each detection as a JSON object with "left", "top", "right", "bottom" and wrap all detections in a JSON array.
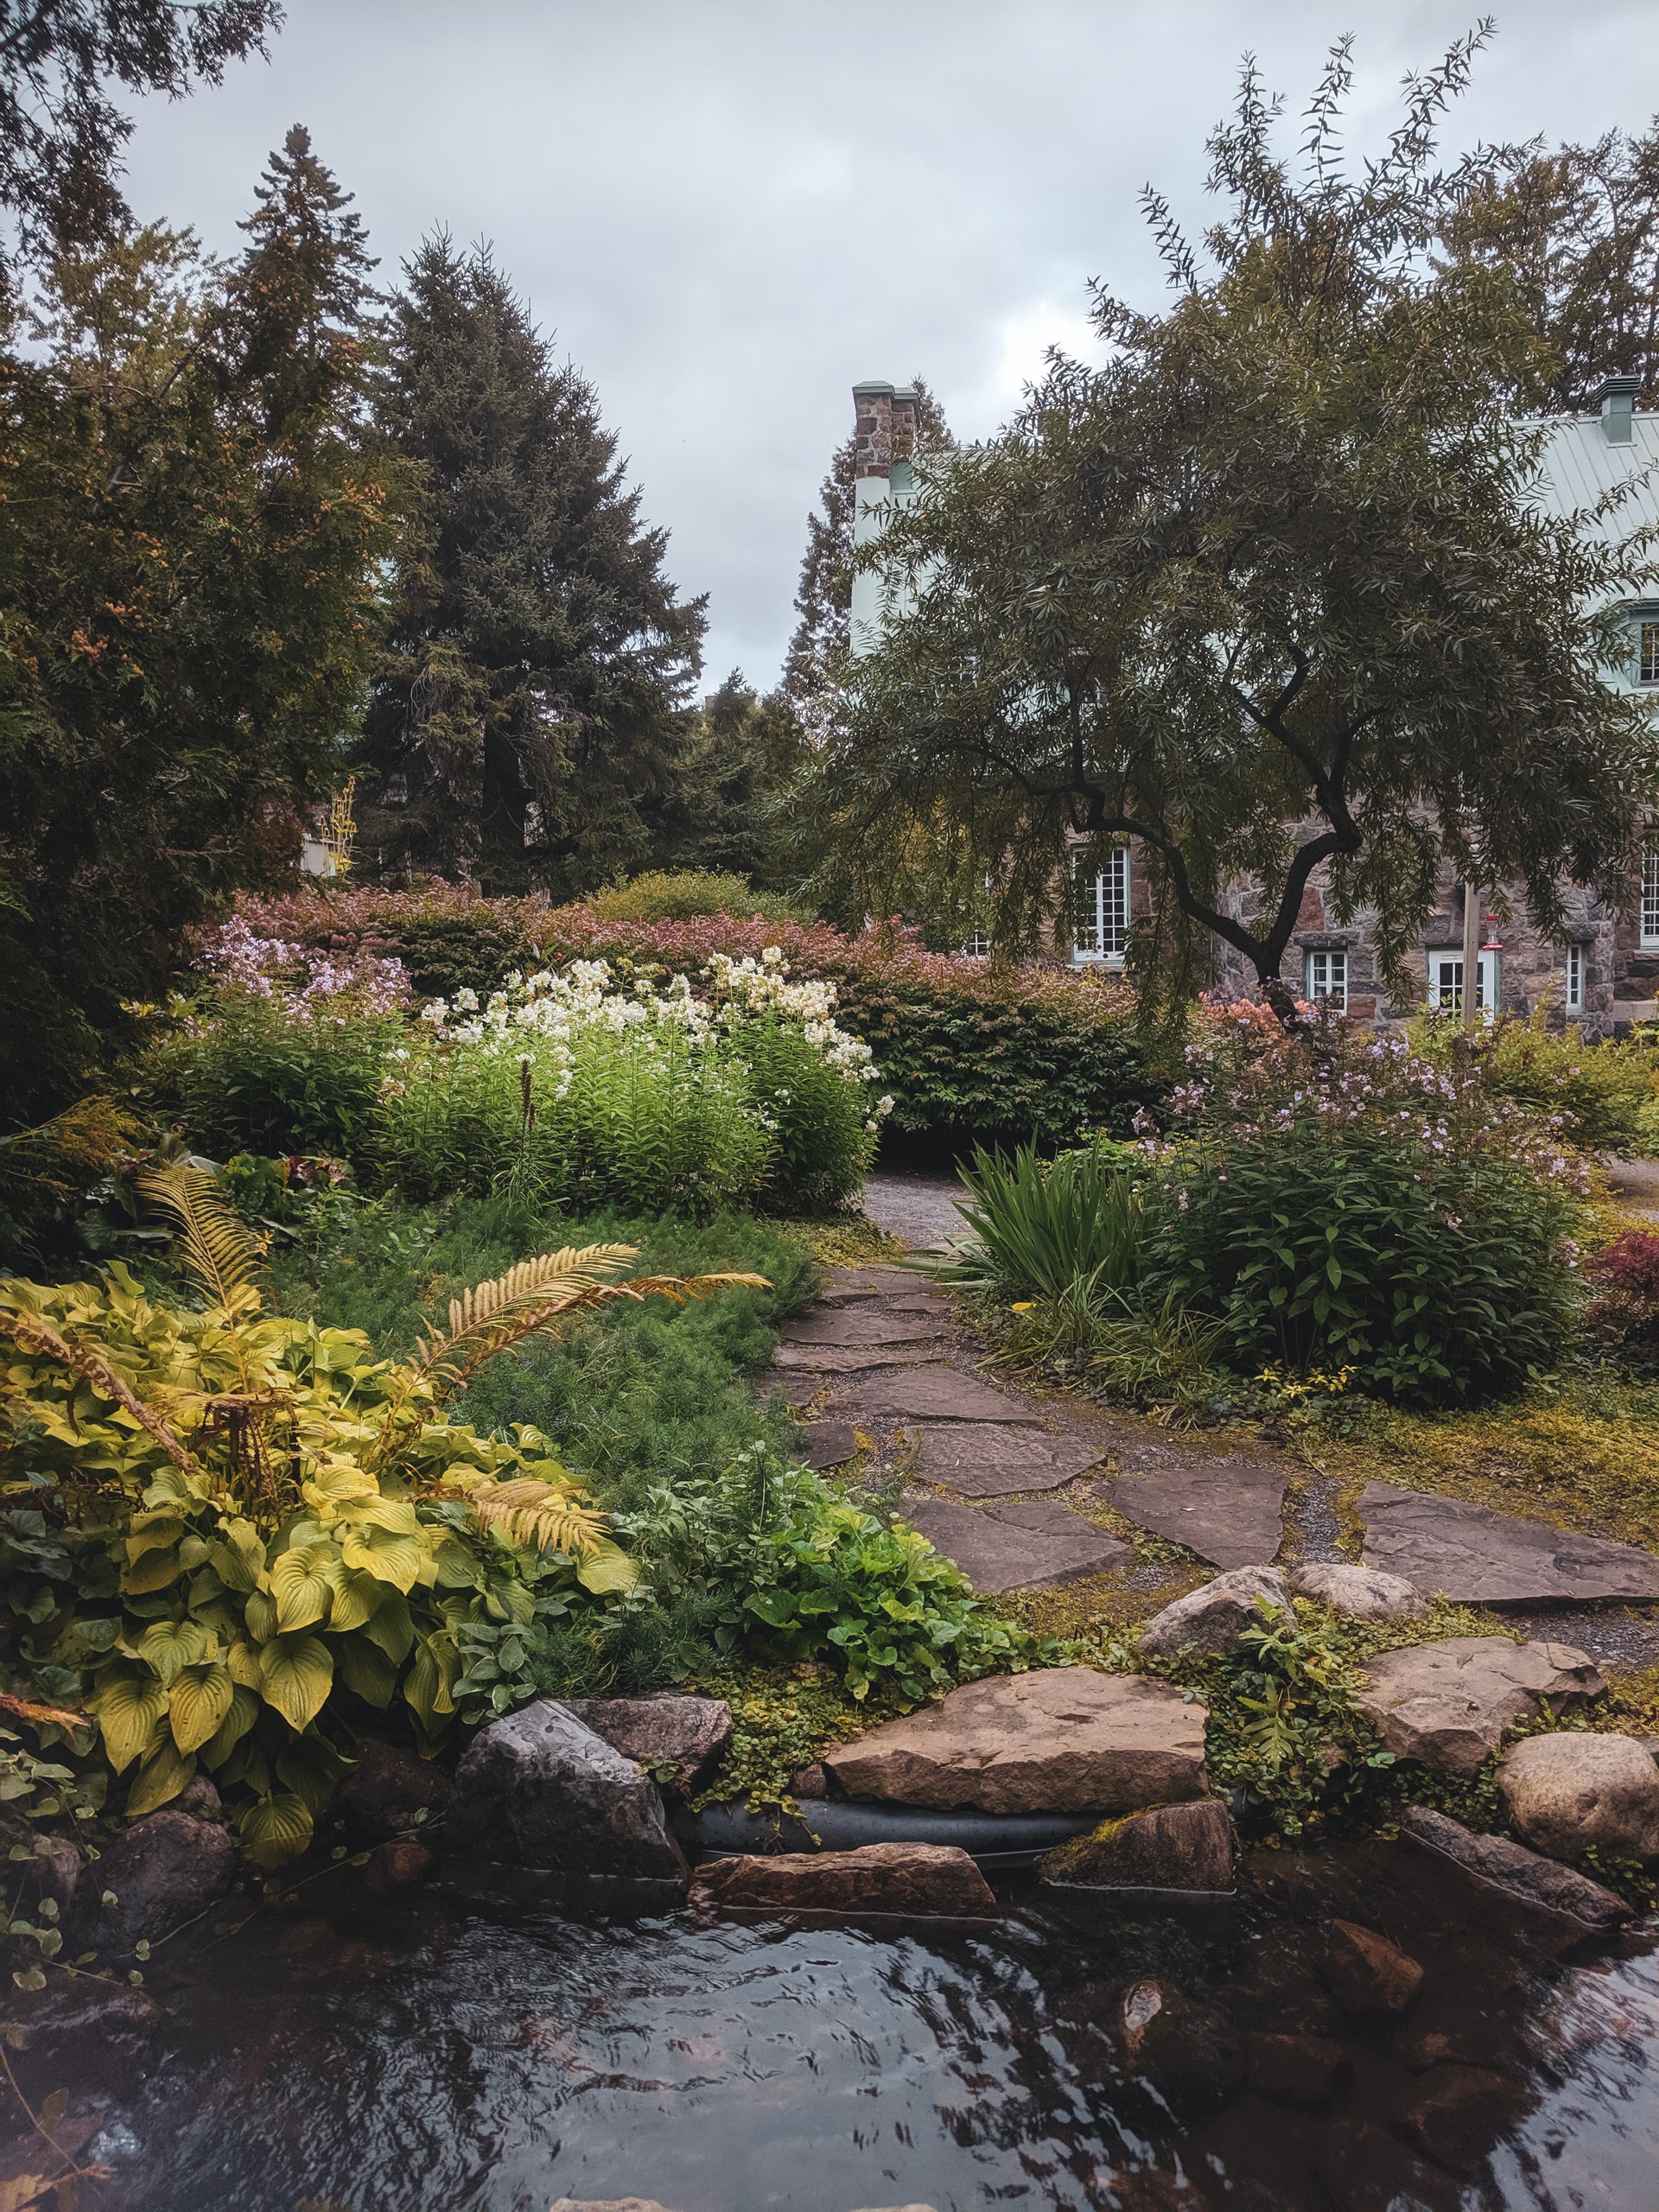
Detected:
[
  {"left": 1408, "top": 1007, "right": 1653, "bottom": 1155},
  {"left": 939, "top": 1143, "right": 1141, "bottom": 1301},
  {"left": 588, "top": 869, "right": 810, "bottom": 927},
  {"left": 0, "top": 1096, "right": 149, "bottom": 1268}
]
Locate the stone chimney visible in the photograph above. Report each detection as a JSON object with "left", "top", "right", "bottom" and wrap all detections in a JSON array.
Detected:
[
  {"left": 850, "top": 380, "right": 923, "bottom": 656},
  {"left": 1598, "top": 372, "right": 1641, "bottom": 445},
  {"left": 852, "top": 381, "right": 920, "bottom": 477}
]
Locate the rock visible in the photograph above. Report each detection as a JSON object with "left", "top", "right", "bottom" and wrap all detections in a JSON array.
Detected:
[
  {"left": 900, "top": 1496, "right": 1131, "bottom": 1592},
  {"left": 772, "top": 1344, "right": 938, "bottom": 1373},
  {"left": 1398, "top": 2064, "right": 1526, "bottom": 2179},
  {"left": 1246, "top": 2031, "right": 1353, "bottom": 2113},
  {"left": 1288, "top": 1562, "right": 1427, "bottom": 1623},
  {"left": 1103, "top": 1462, "right": 1288, "bottom": 1572},
  {"left": 823, "top": 1667, "right": 1208, "bottom": 1815},
  {"left": 365, "top": 1839, "right": 434, "bottom": 1894},
  {"left": 912, "top": 1422, "right": 1103, "bottom": 1497},
  {"left": 1309, "top": 2118, "right": 1446, "bottom": 2212},
  {"left": 1039, "top": 1798, "right": 1234, "bottom": 1891},
  {"left": 1357, "top": 1483, "right": 1659, "bottom": 1605},
  {"left": 0, "top": 1977, "right": 163, "bottom": 2100},
  {"left": 334, "top": 1739, "right": 454, "bottom": 1841},
  {"left": 1497, "top": 1732, "right": 1659, "bottom": 1862},
  {"left": 834, "top": 1367, "right": 1042, "bottom": 1426},
  {"left": 820, "top": 1265, "right": 926, "bottom": 1300},
  {"left": 173, "top": 1773, "right": 224, "bottom": 1820},
  {"left": 550, "top": 2201, "right": 684, "bottom": 2212},
  {"left": 1133, "top": 1989, "right": 1246, "bottom": 2119},
  {"left": 1355, "top": 1637, "right": 1604, "bottom": 1776},
  {"left": 789, "top": 1764, "right": 829, "bottom": 1799},
  {"left": 781, "top": 1311, "right": 947, "bottom": 1347},
  {"left": 800, "top": 1419, "right": 858, "bottom": 1470},
  {"left": 560, "top": 1694, "right": 734, "bottom": 1796},
  {"left": 19, "top": 1834, "right": 80, "bottom": 1914},
  {"left": 1323, "top": 1919, "right": 1423, "bottom": 2018},
  {"left": 1136, "top": 1567, "right": 1293, "bottom": 1661},
  {"left": 73, "top": 1808, "right": 235, "bottom": 1955},
  {"left": 1399, "top": 1805, "right": 1633, "bottom": 1930},
  {"left": 446, "top": 1699, "right": 687, "bottom": 1882},
  {"left": 688, "top": 1840, "right": 996, "bottom": 1916}
]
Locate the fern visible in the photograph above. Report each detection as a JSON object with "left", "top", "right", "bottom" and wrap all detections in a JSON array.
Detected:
[
  {"left": 444, "top": 1475, "right": 611, "bottom": 1556},
  {"left": 0, "top": 1303, "right": 201, "bottom": 1477},
  {"left": 138, "top": 1163, "right": 266, "bottom": 1319}
]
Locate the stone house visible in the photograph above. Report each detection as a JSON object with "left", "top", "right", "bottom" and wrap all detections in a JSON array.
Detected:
[{"left": 849, "top": 374, "right": 1659, "bottom": 1036}]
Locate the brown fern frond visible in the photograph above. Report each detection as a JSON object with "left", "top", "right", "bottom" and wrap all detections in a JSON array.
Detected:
[
  {"left": 0, "top": 1307, "right": 201, "bottom": 1478},
  {"left": 421, "top": 1243, "right": 640, "bottom": 1363},
  {"left": 445, "top": 1476, "right": 611, "bottom": 1556},
  {"left": 137, "top": 1164, "right": 266, "bottom": 1319}
]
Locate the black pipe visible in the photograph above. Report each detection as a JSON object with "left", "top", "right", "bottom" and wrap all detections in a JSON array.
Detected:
[{"left": 671, "top": 1799, "right": 1096, "bottom": 1870}]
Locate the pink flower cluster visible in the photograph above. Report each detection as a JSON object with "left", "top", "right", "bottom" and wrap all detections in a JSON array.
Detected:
[{"left": 197, "top": 916, "right": 410, "bottom": 1021}]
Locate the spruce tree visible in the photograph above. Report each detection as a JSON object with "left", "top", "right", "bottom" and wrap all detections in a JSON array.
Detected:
[
  {"left": 646, "top": 671, "right": 809, "bottom": 887},
  {"left": 358, "top": 238, "right": 706, "bottom": 893}
]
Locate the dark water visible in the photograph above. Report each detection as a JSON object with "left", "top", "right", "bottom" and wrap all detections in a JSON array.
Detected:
[{"left": 24, "top": 1842, "right": 1659, "bottom": 2212}]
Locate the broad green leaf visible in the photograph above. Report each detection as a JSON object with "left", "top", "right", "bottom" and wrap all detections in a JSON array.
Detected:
[
  {"left": 200, "top": 1683, "right": 260, "bottom": 1769},
  {"left": 402, "top": 1637, "right": 455, "bottom": 1728},
  {"left": 326, "top": 1568, "right": 385, "bottom": 1634},
  {"left": 270, "top": 1541, "right": 343, "bottom": 1632},
  {"left": 340, "top": 1523, "right": 429, "bottom": 1593},
  {"left": 168, "top": 1662, "right": 235, "bottom": 1755},
  {"left": 244, "top": 1588, "right": 278, "bottom": 1643},
  {"left": 575, "top": 1540, "right": 639, "bottom": 1596},
  {"left": 90, "top": 1674, "right": 167, "bottom": 1774},
  {"left": 121, "top": 1544, "right": 183, "bottom": 1595},
  {"left": 276, "top": 1732, "right": 352, "bottom": 1818},
  {"left": 136, "top": 1618, "right": 212, "bottom": 1688},
  {"left": 334, "top": 1632, "right": 397, "bottom": 1709},
  {"left": 226, "top": 1639, "right": 263, "bottom": 1688},
  {"left": 361, "top": 1589, "right": 414, "bottom": 1663},
  {"left": 207, "top": 1518, "right": 265, "bottom": 1592},
  {"left": 257, "top": 1635, "right": 334, "bottom": 1732},
  {"left": 238, "top": 1791, "right": 314, "bottom": 1871},
  {"left": 126, "top": 1737, "right": 195, "bottom": 1816}
]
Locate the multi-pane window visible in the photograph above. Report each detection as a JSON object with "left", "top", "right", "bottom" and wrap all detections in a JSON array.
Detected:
[
  {"left": 1641, "top": 621, "right": 1659, "bottom": 685},
  {"left": 1427, "top": 950, "right": 1497, "bottom": 1015},
  {"left": 1072, "top": 847, "right": 1131, "bottom": 963},
  {"left": 963, "top": 930, "right": 993, "bottom": 958},
  {"left": 1564, "top": 942, "right": 1585, "bottom": 1014},
  {"left": 1304, "top": 949, "right": 1347, "bottom": 1008},
  {"left": 1644, "top": 838, "right": 1659, "bottom": 947}
]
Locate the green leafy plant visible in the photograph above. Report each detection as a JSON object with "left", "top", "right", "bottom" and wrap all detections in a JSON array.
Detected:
[
  {"left": 588, "top": 870, "right": 810, "bottom": 927},
  {"left": 938, "top": 1143, "right": 1142, "bottom": 1300},
  {"left": 1408, "top": 1007, "right": 1654, "bottom": 1155}
]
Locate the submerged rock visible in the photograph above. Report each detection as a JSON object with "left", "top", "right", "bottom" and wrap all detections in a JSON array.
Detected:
[
  {"left": 1246, "top": 2031, "right": 1353, "bottom": 2113},
  {"left": 173, "top": 1773, "right": 225, "bottom": 1821},
  {"left": 1288, "top": 1562, "right": 1427, "bottom": 1623},
  {"left": 1039, "top": 1798, "right": 1234, "bottom": 1891},
  {"left": 1136, "top": 1567, "right": 1292, "bottom": 1661},
  {"left": 74, "top": 1808, "right": 235, "bottom": 1955},
  {"left": 1398, "top": 2063, "right": 1528, "bottom": 2180},
  {"left": 1397, "top": 1805, "right": 1632, "bottom": 1929},
  {"left": 0, "top": 1976, "right": 163, "bottom": 2099},
  {"left": 1355, "top": 1637, "right": 1603, "bottom": 1776},
  {"left": 561, "top": 1694, "right": 734, "bottom": 1796},
  {"left": 1498, "top": 1732, "right": 1659, "bottom": 1863},
  {"left": 1323, "top": 1919, "right": 1423, "bottom": 2018},
  {"left": 689, "top": 1841, "right": 995, "bottom": 1916},
  {"left": 823, "top": 1667, "right": 1208, "bottom": 1815},
  {"left": 365, "top": 1839, "right": 435, "bottom": 1895},
  {"left": 334, "top": 1740, "right": 454, "bottom": 1841},
  {"left": 447, "top": 1699, "right": 686, "bottom": 1883}
]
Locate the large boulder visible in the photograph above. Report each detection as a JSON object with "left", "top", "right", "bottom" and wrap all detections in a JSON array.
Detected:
[
  {"left": 73, "top": 1808, "right": 235, "bottom": 1955},
  {"left": 1039, "top": 1798, "right": 1234, "bottom": 1892},
  {"left": 1136, "top": 1567, "right": 1292, "bottom": 1662},
  {"left": 1288, "top": 1562, "right": 1427, "bottom": 1624},
  {"left": 334, "top": 1739, "right": 454, "bottom": 1841},
  {"left": 1354, "top": 1637, "right": 1603, "bottom": 1777},
  {"left": 1498, "top": 1732, "right": 1659, "bottom": 1863},
  {"left": 689, "top": 1841, "right": 995, "bottom": 1916},
  {"left": 561, "top": 1694, "right": 734, "bottom": 1796},
  {"left": 447, "top": 1700, "right": 687, "bottom": 1882},
  {"left": 823, "top": 1668, "right": 1207, "bottom": 1815},
  {"left": 1398, "top": 1806, "right": 1632, "bottom": 1930}
]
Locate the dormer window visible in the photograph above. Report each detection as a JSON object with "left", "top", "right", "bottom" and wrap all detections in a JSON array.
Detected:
[{"left": 1642, "top": 621, "right": 1659, "bottom": 686}]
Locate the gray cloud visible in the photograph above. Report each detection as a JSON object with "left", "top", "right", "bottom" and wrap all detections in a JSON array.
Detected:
[{"left": 119, "top": 0, "right": 1659, "bottom": 689}]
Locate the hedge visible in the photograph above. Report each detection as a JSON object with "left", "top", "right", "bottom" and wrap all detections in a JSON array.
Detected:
[{"left": 228, "top": 885, "right": 1166, "bottom": 1147}]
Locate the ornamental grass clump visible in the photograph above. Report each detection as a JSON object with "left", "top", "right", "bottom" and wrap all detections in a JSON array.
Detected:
[{"left": 1144, "top": 1002, "right": 1591, "bottom": 1404}]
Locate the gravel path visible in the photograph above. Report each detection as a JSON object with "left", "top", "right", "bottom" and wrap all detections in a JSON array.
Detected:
[{"left": 860, "top": 1168, "right": 969, "bottom": 1251}]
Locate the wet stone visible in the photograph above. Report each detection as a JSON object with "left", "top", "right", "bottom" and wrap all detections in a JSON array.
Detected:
[
  {"left": 335, "top": 1739, "right": 454, "bottom": 1842},
  {"left": 834, "top": 1366, "right": 1041, "bottom": 1425},
  {"left": 1040, "top": 1797, "right": 1235, "bottom": 1892},
  {"left": 910, "top": 1421, "right": 1103, "bottom": 1497},
  {"left": 780, "top": 1311, "right": 946, "bottom": 1348},
  {"left": 1246, "top": 2031, "right": 1353, "bottom": 2113},
  {"left": 1355, "top": 1636, "right": 1603, "bottom": 1776},
  {"left": 1358, "top": 1481, "right": 1659, "bottom": 1605},
  {"left": 1323, "top": 1919, "right": 1424, "bottom": 2018},
  {"left": 1103, "top": 1461, "right": 1288, "bottom": 1570},
  {"left": 900, "top": 1495, "right": 1131, "bottom": 1592},
  {"left": 799, "top": 1419, "right": 858, "bottom": 1470},
  {"left": 1397, "top": 1805, "right": 1632, "bottom": 1930},
  {"left": 1398, "top": 2064, "right": 1527, "bottom": 2180},
  {"left": 689, "top": 1840, "right": 996, "bottom": 1917},
  {"left": 772, "top": 1343, "right": 936, "bottom": 1373}
]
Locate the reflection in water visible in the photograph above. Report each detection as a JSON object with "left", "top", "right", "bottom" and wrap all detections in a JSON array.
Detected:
[{"left": 16, "top": 1840, "right": 1657, "bottom": 2211}]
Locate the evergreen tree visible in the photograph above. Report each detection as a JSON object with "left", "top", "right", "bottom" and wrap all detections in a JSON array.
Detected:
[
  {"left": 358, "top": 238, "right": 706, "bottom": 893},
  {"left": 647, "top": 671, "right": 809, "bottom": 887},
  {"left": 0, "top": 128, "right": 397, "bottom": 1123},
  {"left": 781, "top": 377, "right": 949, "bottom": 747}
]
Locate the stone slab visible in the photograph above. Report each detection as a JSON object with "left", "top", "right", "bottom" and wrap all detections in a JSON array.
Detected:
[
  {"left": 772, "top": 1344, "right": 938, "bottom": 1374},
  {"left": 800, "top": 1420, "right": 858, "bottom": 1471},
  {"left": 833, "top": 1366, "right": 1041, "bottom": 1426},
  {"left": 900, "top": 1496, "right": 1131, "bottom": 1593},
  {"left": 781, "top": 1311, "right": 947, "bottom": 1348},
  {"left": 910, "top": 1421, "right": 1103, "bottom": 1497},
  {"left": 689, "top": 1840, "right": 996, "bottom": 1916},
  {"left": 1103, "top": 1460, "right": 1288, "bottom": 1569},
  {"left": 821, "top": 1266, "right": 929, "bottom": 1301},
  {"left": 1358, "top": 1483, "right": 1659, "bottom": 1606},
  {"left": 1398, "top": 1806, "right": 1632, "bottom": 1931},
  {"left": 1354, "top": 1636, "right": 1603, "bottom": 1776},
  {"left": 823, "top": 1667, "right": 1209, "bottom": 1815},
  {"left": 761, "top": 1372, "right": 822, "bottom": 1408}
]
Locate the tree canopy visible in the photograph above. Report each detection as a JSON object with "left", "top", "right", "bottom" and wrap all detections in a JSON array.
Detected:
[
  {"left": 815, "top": 33, "right": 1659, "bottom": 1010},
  {"left": 354, "top": 237, "right": 707, "bottom": 896}
]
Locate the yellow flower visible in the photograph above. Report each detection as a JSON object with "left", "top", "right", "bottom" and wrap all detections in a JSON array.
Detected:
[{"left": 1010, "top": 1301, "right": 1036, "bottom": 1313}]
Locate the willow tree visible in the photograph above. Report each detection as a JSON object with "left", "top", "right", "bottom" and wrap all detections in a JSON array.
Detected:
[{"left": 816, "top": 33, "right": 1659, "bottom": 1014}]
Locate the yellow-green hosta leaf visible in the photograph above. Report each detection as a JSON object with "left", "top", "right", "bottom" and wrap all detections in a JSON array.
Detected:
[
  {"left": 276, "top": 1732, "right": 352, "bottom": 1818},
  {"left": 226, "top": 1639, "right": 263, "bottom": 1688},
  {"left": 238, "top": 1790, "right": 314, "bottom": 1871},
  {"left": 361, "top": 1589, "right": 414, "bottom": 1663},
  {"left": 207, "top": 1518, "right": 265, "bottom": 1592},
  {"left": 431, "top": 1537, "right": 480, "bottom": 1590},
  {"left": 126, "top": 1737, "right": 195, "bottom": 1816},
  {"left": 402, "top": 1637, "right": 456, "bottom": 1730},
  {"left": 326, "top": 1568, "right": 385, "bottom": 1635},
  {"left": 345, "top": 1495, "right": 423, "bottom": 1538},
  {"left": 200, "top": 1682, "right": 260, "bottom": 1769},
  {"left": 124, "top": 1510, "right": 186, "bottom": 1562},
  {"left": 257, "top": 1635, "right": 334, "bottom": 1732},
  {"left": 575, "top": 1540, "right": 640, "bottom": 1596},
  {"left": 269, "top": 1541, "right": 344, "bottom": 1632},
  {"left": 91, "top": 1673, "right": 168, "bottom": 1773},
  {"left": 340, "top": 1523, "right": 429, "bottom": 1594},
  {"left": 137, "top": 1618, "right": 213, "bottom": 1688},
  {"left": 121, "top": 1544, "right": 184, "bottom": 1595},
  {"left": 244, "top": 1588, "right": 278, "bottom": 1643},
  {"left": 168, "top": 1661, "right": 235, "bottom": 1755},
  {"left": 334, "top": 1631, "right": 397, "bottom": 1709}
]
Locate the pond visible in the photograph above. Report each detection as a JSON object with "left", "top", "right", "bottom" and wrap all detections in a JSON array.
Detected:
[{"left": 28, "top": 1840, "right": 1659, "bottom": 2212}]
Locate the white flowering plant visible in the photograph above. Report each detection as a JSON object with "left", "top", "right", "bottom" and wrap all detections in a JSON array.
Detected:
[{"left": 373, "top": 951, "right": 889, "bottom": 1217}]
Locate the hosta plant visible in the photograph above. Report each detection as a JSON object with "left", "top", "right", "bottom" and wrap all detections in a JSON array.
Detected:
[{"left": 0, "top": 1166, "right": 761, "bottom": 1866}]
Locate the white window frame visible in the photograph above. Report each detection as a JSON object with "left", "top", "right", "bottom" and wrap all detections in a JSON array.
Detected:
[
  {"left": 1303, "top": 949, "right": 1348, "bottom": 1009},
  {"left": 1427, "top": 948, "right": 1498, "bottom": 1018},
  {"left": 1071, "top": 846, "right": 1130, "bottom": 965},
  {"left": 963, "top": 930, "right": 993, "bottom": 958},
  {"left": 1640, "top": 620, "right": 1659, "bottom": 687},
  {"left": 1643, "top": 836, "right": 1659, "bottom": 947},
  {"left": 1563, "top": 941, "right": 1585, "bottom": 1014}
]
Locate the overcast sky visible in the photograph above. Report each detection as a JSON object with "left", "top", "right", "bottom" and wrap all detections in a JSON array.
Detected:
[{"left": 120, "top": 0, "right": 1659, "bottom": 693}]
